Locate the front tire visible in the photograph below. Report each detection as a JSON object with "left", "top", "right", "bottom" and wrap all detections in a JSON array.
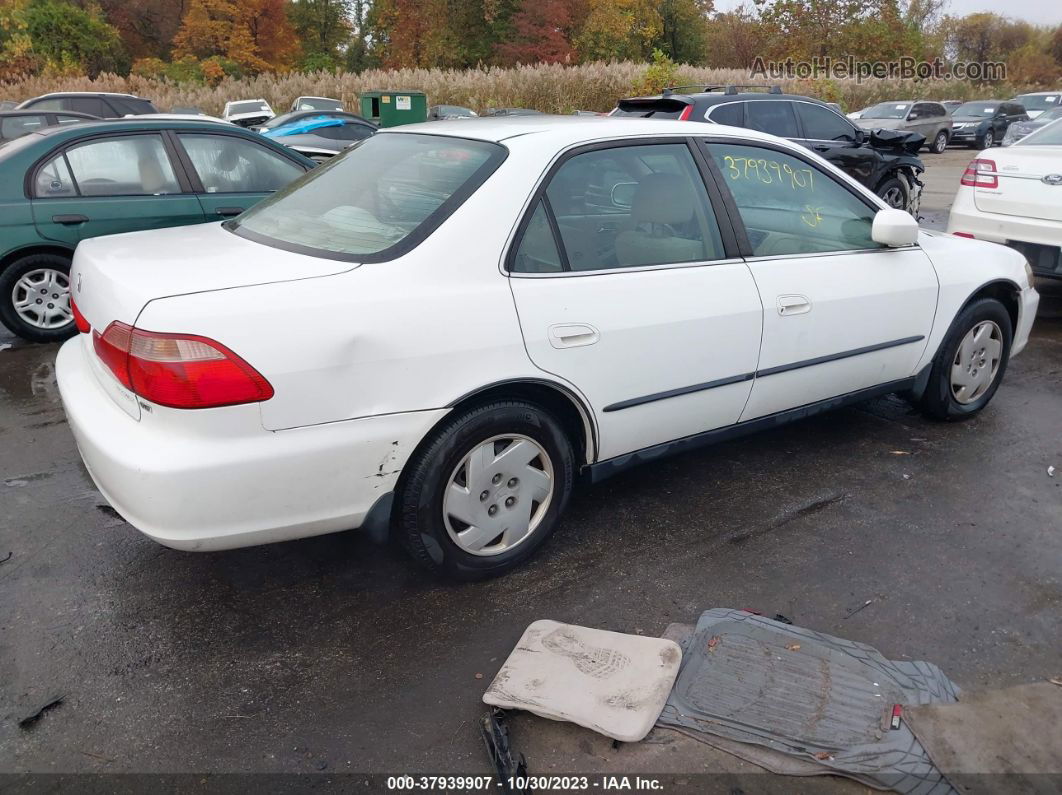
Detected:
[
  {"left": 0, "top": 253, "right": 76, "bottom": 343},
  {"left": 930, "top": 130, "right": 949, "bottom": 154},
  {"left": 977, "top": 129, "right": 995, "bottom": 149},
  {"left": 396, "top": 400, "right": 575, "bottom": 580},
  {"left": 876, "top": 176, "right": 909, "bottom": 211},
  {"left": 920, "top": 298, "right": 1012, "bottom": 421}
]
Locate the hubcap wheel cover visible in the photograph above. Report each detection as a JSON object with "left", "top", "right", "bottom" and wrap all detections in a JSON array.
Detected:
[
  {"left": 12, "top": 268, "right": 72, "bottom": 330},
  {"left": 882, "top": 186, "right": 905, "bottom": 208},
  {"left": 442, "top": 434, "right": 554, "bottom": 557},
  {"left": 950, "top": 320, "right": 1003, "bottom": 405}
]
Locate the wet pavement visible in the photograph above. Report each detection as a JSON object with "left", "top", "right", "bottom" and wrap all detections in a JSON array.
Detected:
[{"left": 1, "top": 152, "right": 1060, "bottom": 783}]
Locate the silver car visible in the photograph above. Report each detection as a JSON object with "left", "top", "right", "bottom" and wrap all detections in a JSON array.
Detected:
[{"left": 855, "top": 101, "right": 953, "bottom": 154}]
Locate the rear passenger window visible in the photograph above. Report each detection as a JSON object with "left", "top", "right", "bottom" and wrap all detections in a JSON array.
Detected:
[
  {"left": 511, "top": 201, "right": 563, "bottom": 273},
  {"left": 707, "top": 142, "right": 883, "bottom": 256},
  {"left": 64, "top": 135, "right": 180, "bottom": 196},
  {"left": 34, "top": 154, "right": 77, "bottom": 197},
  {"left": 709, "top": 103, "right": 743, "bottom": 126},
  {"left": 179, "top": 134, "right": 304, "bottom": 193},
  {"left": 67, "top": 97, "right": 109, "bottom": 117},
  {"left": 745, "top": 101, "right": 800, "bottom": 138},
  {"left": 512, "top": 143, "right": 725, "bottom": 273}
]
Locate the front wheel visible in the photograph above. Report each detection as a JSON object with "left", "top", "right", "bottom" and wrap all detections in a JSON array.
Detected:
[
  {"left": 0, "top": 253, "right": 76, "bottom": 343},
  {"left": 876, "top": 176, "right": 909, "bottom": 212},
  {"left": 396, "top": 400, "right": 575, "bottom": 580},
  {"left": 920, "top": 298, "right": 1012, "bottom": 421},
  {"left": 978, "top": 130, "right": 995, "bottom": 149},
  {"left": 930, "top": 131, "right": 949, "bottom": 154}
]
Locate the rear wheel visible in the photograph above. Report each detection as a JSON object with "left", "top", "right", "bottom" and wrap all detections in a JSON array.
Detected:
[
  {"left": 930, "top": 130, "right": 949, "bottom": 154},
  {"left": 396, "top": 400, "right": 575, "bottom": 580},
  {"left": 920, "top": 298, "right": 1012, "bottom": 421},
  {"left": 0, "top": 253, "right": 76, "bottom": 343}
]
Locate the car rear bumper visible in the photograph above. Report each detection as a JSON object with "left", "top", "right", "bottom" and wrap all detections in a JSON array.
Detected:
[
  {"left": 56, "top": 338, "right": 447, "bottom": 551},
  {"left": 947, "top": 203, "right": 1062, "bottom": 279}
]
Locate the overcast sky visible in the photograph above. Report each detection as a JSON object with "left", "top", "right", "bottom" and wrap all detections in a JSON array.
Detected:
[{"left": 712, "top": 0, "right": 1061, "bottom": 26}]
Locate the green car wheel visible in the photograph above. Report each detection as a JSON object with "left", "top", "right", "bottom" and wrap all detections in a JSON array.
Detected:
[{"left": 0, "top": 253, "right": 76, "bottom": 343}]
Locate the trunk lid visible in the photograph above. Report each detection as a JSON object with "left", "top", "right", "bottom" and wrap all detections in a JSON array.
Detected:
[
  {"left": 972, "top": 146, "right": 1062, "bottom": 221},
  {"left": 71, "top": 221, "right": 357, "bottom": 333}
]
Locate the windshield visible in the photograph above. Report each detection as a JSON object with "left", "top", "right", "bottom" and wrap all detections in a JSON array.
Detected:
[
  {"left": 863, "top": 102, "right": 912, "bottom": 119},
  {"left": 1017, "top": 117, "right": 1062, "bottom": 146},
  {"left": 954, "top": 102, "right": 998, "bottom": 116},
  {"left": 231, "top": 133, "right": 506, "bottom": 261},
  {"left": 1015, "top": 94, "right": 1060, "bottom": 111},
  {"left": 296, "top": 97, "right": 342, "bottom": 110},
  {"left": 229, "top": 101, "right": 269, "bottom": 114}
]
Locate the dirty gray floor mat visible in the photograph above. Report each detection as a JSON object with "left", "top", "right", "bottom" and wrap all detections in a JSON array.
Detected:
[
  {"left": 906, "top": 682, "right": 1062, "bottom": 794},
  {"left": 658, "top": 609, "right": 960, "bottom": 794}
]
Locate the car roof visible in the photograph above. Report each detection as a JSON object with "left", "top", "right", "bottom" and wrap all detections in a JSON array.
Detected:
[
  {"left": 1014, "top": 91, "right": 1058, "bottom": 96},
  {"left": 384, "top": 115, "right": 785, "bottom": 145},
  {"left": 27, "top": 91, "right": 146, "bottom": 99}
]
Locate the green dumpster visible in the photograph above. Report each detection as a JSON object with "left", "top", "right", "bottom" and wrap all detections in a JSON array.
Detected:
[{"left": 358, "top": 90, "right": 427, "bottom": 127}]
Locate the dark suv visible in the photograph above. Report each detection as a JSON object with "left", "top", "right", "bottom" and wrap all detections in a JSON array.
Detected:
[
  {"left": 16, "top": 92, "right": 158, "bottom": 118},
  {"left": 613, "top": 86, "right": 926, "bottom": 213}
]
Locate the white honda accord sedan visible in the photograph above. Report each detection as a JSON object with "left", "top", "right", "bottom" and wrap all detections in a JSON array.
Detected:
[
  {"left": 56, "top": 117, "right": 1039, "bottom": 579},
  {"left": 948, "top": 118, "right": 1062, "bottom": 281}
]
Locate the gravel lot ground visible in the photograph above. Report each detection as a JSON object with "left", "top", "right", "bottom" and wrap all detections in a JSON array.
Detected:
[{"left": 1, "top": 146, "right": 1059, "bottom": 791}]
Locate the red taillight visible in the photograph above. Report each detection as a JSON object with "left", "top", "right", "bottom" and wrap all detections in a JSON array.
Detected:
[
  {"left": 960, "top": 159, "right": 997, "bottom": 188},
  {"left": 953, "top": 232, "right": 975, "bottom": 238},
  {"left": 70, "top": 297, "right": 90, "bottom": 334},
  {"left": 678, "top": 105, "right": 693, "bottom": 121},
  {"left": 92, "top": 322, "right": 273, "bottom": 409}
]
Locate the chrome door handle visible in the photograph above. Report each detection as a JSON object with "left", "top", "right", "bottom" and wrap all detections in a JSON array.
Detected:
[
  {"left": 777, "top": 294, "right": 811, "bottom": 316},
  {"left": 548, "top": 323, "right": 600, "bottom": 349}
]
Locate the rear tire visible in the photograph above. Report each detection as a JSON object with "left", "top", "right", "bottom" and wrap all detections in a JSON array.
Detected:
[
  {"left": 0, "top": 253, "right": 76, "bottom": 344},
  {"left": 920, "top": 298, "right": 1012, "bottom": 421},
  {"left": 396, "top": 400, "right": 575, "bottom": 580},
  {"left": 930, "top": 130, "right": 949, "bottom": 154}
]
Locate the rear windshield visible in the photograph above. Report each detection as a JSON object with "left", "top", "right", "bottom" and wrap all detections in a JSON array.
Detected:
[
  {"left": 612, "top": 99, "right": 691, "bottom": 119},
  {"left": 230, "top": 133, "right": 506, "bottom": 261},
  {"left": 296, "top": 97, "right": 342, "bottom": 110},
  {"left": 230, "top": 101, "right": 270, "bottom": 114},
  {"left": 862, "top": 103, "right": 911, "bottom": 119},
  {"left": 1015, "top": 94, "right": 1060, "bottom": 111}
]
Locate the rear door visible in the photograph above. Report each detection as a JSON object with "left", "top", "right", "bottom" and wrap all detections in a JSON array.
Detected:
[
  {"left": 173, "top": 132, "right": 309, "bottom": 219},
  {"left": 30, "top": 132, "right": 205, "bottom": 245},
  {"left": 507, "top": 139, "right": 763, "bottom": 461},
  {"left": 701, "top": 138, "right": 937, "bottom": 419}
]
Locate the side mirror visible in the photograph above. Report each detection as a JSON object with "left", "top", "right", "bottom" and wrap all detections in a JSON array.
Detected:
[{"left": 871, "top": 208, "right": 919, "bottom": 247}]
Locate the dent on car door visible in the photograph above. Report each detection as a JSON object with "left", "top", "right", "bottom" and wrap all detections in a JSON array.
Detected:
[
  {"left": 506, "top": 140, "right": 763, "bottom": 461},
  {"left": 31, "top": 133, "right": 205, "bottom": 244},
  {"left": 176, "top": 133, "right": 308, "bottom": 219},
  {"left": 703, "top": 140, "right": 938, "bottom": 420}
]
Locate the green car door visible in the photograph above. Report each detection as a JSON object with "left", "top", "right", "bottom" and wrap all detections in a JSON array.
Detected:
[
  {"left": 173, "top": 132, "right": 310, "bottom": 221},
  {"left": 30, "top": 132, "right": 205, "bottom": 246}
]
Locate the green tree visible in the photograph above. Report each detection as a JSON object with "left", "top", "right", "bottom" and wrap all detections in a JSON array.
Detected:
[
  {"left": 576, "top": 0, "right": 662, "bottom": 61},
  {"left": 652, "top": 0, "right": 711, "bottom": 65},
  {"left": 288, "top": 0, "right": 352, "bottom": 70},
  {"left": 24, "top": 0, "right": 128, "bottom": 76}
]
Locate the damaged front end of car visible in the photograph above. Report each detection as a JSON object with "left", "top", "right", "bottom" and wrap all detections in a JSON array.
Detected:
[{"left": 869, "top": 128, "right": 926, "bottom": 214}]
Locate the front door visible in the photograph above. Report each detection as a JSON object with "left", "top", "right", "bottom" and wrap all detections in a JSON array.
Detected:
[
  {"left": 702, "top": 140, "right": 938, "bottom": 420},
  {"left": 507, "top": 140, "right": 763, "bottom": 461},
  {"left": 30, "top": 133, "right": 204, "bottom": 245}
]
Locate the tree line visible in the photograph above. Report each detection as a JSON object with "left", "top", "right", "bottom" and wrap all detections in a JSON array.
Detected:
[{"left": 0, "top": 0, "right": 1059, "bottom": 86}]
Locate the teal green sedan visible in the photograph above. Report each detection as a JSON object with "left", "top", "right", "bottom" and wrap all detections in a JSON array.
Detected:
[{"left": 0, "top": 118, "right": 315, "bottom": 342}]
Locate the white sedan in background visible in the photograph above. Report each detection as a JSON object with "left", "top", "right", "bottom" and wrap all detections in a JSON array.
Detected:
[
  {"left": 948, "top": 118, "right": 1062, "bottom": 280},
  {"left": 57, "top": 117, "right": 1039, "bottom": 579}
]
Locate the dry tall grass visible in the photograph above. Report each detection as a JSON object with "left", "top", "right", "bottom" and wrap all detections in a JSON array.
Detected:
[{"left": 0, "top": 62, "right": 1030, "bottom": 115}]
